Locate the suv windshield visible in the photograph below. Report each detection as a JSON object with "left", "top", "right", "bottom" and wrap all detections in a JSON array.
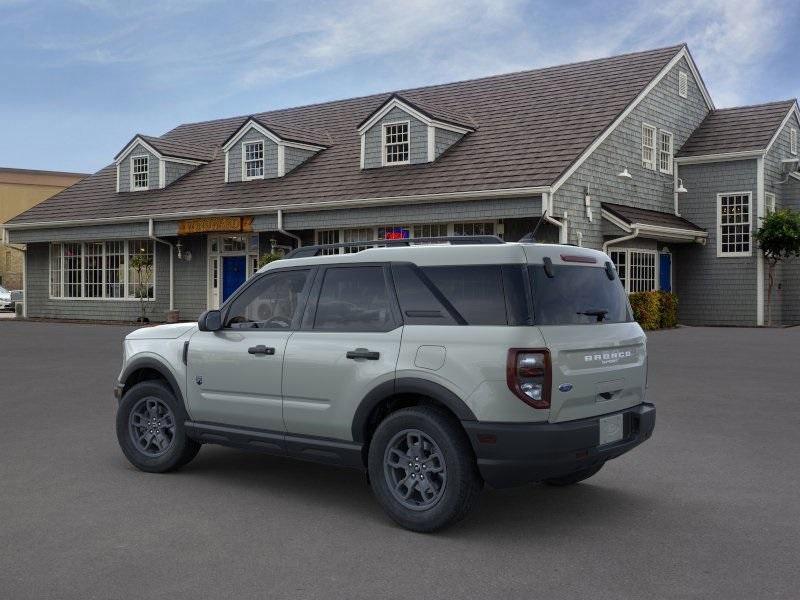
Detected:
[{"left": 530, "top": 264, "right": 632, "bottom": 325}]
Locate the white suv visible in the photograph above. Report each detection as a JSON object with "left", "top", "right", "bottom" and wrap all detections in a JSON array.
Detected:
[{"left": 114, "top": 236, "right": 655, "bottom": 532}]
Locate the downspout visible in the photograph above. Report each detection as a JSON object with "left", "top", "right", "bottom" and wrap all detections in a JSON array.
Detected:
[
  {"left": 148, "top": 219, "right": 174, "bottom": 312},
  {"left": 541, "top": 193, "right": 566, "bottom": 243},
  {"left": 602, "top": 227, "right": 640, "bottom": 254},
  {"left": 277, "top": 209, "right": 302, "bottom": 249}
]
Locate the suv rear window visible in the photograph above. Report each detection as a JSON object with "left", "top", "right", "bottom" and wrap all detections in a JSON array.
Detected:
[{"left": 530, "top": 264, "right": 632, "bottom": 325}]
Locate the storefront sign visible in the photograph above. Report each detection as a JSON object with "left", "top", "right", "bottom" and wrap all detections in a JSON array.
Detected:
[{"left": 177, "top": 216, "right": 254, "bottom": 235}]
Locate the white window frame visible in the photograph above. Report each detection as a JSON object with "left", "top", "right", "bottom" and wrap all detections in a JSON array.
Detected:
[
  {"left": 717, "top": 192, "right": 753, "bottom": 257},
  {"left": 130, "top": 155, "right": 149, "bottom": 191},
  {"left": 642, "top": 123, "right": 657, "bottom": 170},
  {"left": 659, "top": 130, "right": 674, "bottom": 174},
  {"left": 765, "top": 192, "right": 776, "bottom": 214},
  {"left": 790, "top": 127, "right": 797, "bottom": 155},
  {"left": 609, "top": 248, "right": 659, "bottom": 293},
  {"left": 678, "top": 70, "right": 688, "bottom": 99},
  {"left": 315, "top": 221, "right": 499, "bottom": 254},
  {"left": 242, "top": 140, "right": 265, "bottom": 180},
  {"left": 382, "top": 120, "right": 411, "bottom": 166},
  {"left": 48, "top": 240, "right": 156, "bottom": 301}
]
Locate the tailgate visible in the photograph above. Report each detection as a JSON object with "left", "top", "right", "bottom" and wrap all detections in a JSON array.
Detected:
[{"left": 538, "top": 323, "right": 646, "bottom": 422}]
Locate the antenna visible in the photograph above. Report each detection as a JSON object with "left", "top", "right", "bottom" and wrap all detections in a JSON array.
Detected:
[{"left": 520, "top": 210, "right": 548, "bottom": 243}]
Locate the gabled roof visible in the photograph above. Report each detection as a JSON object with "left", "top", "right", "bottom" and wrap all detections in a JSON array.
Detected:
[
  {"left": 356, "top": 93, "right": 475, "bottom": 132},
  {"left": 221, "top": 116, "right": 331, "bottom": 150},
  {"left": 10, "top": 45, "right": 695, "bottom": 226},
  {"left": 114, "top": 134, "right": 216, "bottom": 163},
  {"left": 677, "top": 100, "right": 798, "bottom": 158},
  {"left": 602, "top": 202, "right": 705, "bottom": 233}
]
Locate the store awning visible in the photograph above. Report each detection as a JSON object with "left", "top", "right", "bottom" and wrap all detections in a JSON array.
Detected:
[{"left": 601, "top": 203, "right": 707, "bottom": 243}]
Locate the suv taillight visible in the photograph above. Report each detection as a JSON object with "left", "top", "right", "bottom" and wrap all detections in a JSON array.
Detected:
[{"left": 506, "top": 349, "right": 551, "bottom": 409}]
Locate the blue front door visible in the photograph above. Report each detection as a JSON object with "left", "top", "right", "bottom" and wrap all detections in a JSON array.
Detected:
[
  {"left": 222, "top": 256, "right": 246, "bottom": 301},
  {"left": 659, "top": 253, "right": 672, "bottom": 292}
]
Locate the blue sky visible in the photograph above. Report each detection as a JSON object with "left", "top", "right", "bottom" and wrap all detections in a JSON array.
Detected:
[{"left": 1, "top": 0, "right": 798, "bottom": 173}]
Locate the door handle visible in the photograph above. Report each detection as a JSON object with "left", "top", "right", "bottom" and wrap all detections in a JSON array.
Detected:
[
  {"left": 248, "top": 345, "right": 276, "bottom": 356},
  {"left": 346, "top": 348, "right": 380, "bottom": 360}
]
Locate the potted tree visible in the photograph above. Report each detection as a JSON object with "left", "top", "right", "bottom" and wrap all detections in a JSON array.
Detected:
[{"left": 130, "top": 250, "right": 154, "bottom": 323}]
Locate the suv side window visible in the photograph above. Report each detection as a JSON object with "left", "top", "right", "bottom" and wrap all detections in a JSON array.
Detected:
[
  {"left": 420, "top": 265, "right": 508, "bottom": 325},
  {"left": 226, "top": 269, "right": 310, "bottom": 329},
  {"left": 313, "top": 266, "right": 395, "bottom": 331},
  {"left": 391, "top": 264, "right": 459, "bottom": 325}
]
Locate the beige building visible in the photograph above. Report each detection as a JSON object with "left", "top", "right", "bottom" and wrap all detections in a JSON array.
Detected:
[{"left": 1, "top": 168, "right": 87, "bottom": 289}]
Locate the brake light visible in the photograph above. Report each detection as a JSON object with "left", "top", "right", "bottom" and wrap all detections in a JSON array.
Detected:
[{"left": 506, "top": 349, "right": 551, "bottom": 409}]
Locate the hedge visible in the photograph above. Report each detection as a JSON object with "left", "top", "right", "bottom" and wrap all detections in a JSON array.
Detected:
[{"left": 629, "top": 291, "right": 678, "bottom": 330}]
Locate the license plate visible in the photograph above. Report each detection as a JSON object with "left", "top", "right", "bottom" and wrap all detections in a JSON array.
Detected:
[{"left": 599, "top": 413, "right": 624, "bottom": 446}]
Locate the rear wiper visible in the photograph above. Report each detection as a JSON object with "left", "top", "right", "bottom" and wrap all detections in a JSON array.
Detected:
[{"left": 577, "top": 309, "right": 609, "bottom": 322}]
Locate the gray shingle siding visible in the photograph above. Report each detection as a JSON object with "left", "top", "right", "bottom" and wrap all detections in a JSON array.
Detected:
[
  {"left": 118, "top": 143, "right": 159, "bottom": 192},
  {"left": 284, "top": 146, "right": 316, "bottom": 174},
  {"left": 764, "top": 110, "right": 800, "bottom": 325},
  {"left": 280, "top": 197, "right": 542, "bottom": 230},
  {"left": 363, "top": 107, "right": 427, "bottom": 168},
  {"left": 9, "top": 223, "right": 150, "bottom": 244},
  {"left": 164, "top": 161, "right": 195, "bottom": 186},
  {"left": 555, "top": 58, "right": 709, "bottom": 250},
  {"left": 674, "top": 160, "right": 758, "bottom": 326},
  {"left": 227, "top": 128, "right": 279, "bottom": 182},
  {"left": 434, "top": 128, "right": 463, "bottom": 159},
  {"left": 172, "top": 235, "right": 208, "bottom": 321}
]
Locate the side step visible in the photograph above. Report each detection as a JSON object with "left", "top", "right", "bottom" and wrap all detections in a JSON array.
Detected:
[{"left": 184, "top": 421, "right": 364, "bottom": 470}]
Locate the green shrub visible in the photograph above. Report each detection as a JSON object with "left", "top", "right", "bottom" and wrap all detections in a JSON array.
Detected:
[
  {"left": 658, "top": 291, "right": 678, "bottom": 329},
  {"left": 629, "top": 291, "right": 661, "bottom": 330}
]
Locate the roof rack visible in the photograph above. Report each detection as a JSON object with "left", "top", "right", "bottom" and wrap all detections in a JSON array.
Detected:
[{"left": 283, "top": 235, "right": 505, "bottom": 259}]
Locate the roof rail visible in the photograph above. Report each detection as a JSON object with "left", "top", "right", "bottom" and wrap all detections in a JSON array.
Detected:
[{"left": 283, "top": 235, "right": 505, "bottom": 259}]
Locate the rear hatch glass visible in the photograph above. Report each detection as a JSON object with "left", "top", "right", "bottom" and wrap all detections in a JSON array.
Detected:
[{"left": 529, "top": 263, "right": 645, "bottom": 423}]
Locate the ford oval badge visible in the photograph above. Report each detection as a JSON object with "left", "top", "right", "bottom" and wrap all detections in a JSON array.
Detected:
[{"left": 558, "top": 383, "right": 573, "bottom": 393}]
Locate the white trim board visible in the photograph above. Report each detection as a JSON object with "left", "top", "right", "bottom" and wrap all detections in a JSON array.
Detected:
[
  {"left": 221, "top": 119, "right": 327, "bottom": 153},
  {"left": 763, "top": 103, "right": 800, "bottom": 156},
  {"left": 114, "top": 135, "right": 207, "bottom": 167},
  {"left": 4, "top": 186, "right": 552, "bottom": 231},
  {"left": 357, "top": 96, "right": 474, "bottom": 136},
  {"left": 675, "top": 150, "right": 764, "bottom": 165},
  {"left": 552, "top": 46, "right": 714, "bottom": 194}
]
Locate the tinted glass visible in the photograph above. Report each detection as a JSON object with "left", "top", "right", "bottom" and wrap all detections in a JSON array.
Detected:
[
  {"left": 501, "top": 265, "right": 530, "bottom": 326},
  {"left": 421, "top": 266, "right": 507, "bottom": 326},
  {"left": 530, "top": 265, "right": 632, "bottom": 325},
  {"left": 391, "top": 264, "right": 458, "bottom": 325},
  {"left": 226, "top": 270, "right": 309, "bottom": 329},
  {"left": 314, "top": 266, "right": 394, "bottom": 331}
]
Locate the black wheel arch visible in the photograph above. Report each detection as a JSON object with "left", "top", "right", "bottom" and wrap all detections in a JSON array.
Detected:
[
  {"left": 351, "top": 377, "right": 477, "bottom": 444},
  {"left": 119, "top": 357, "right": 186, "bottom": 411}
]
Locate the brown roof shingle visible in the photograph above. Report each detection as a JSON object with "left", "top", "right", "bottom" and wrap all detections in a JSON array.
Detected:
[
  {"left": 677, "top": 100, "right": 797, "bottom": 157},
  {"left": 603, "top": 202, "right": 705, "bottom": 232},
  {"left": 11, "top": 45, "right": 686, "bottom": 225}
]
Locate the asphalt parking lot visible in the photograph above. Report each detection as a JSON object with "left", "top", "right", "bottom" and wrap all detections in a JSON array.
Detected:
[{"left": 1, "top": 321, "right": 798, "bottom": 599}]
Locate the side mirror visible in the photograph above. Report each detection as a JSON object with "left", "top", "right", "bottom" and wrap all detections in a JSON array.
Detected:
[{"left": 198, "top": 309, "right": 223, "bottom": 332}]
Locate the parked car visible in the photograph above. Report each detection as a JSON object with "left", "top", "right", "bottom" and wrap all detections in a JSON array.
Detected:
[
  {"left": 114, "top": 236, "right": 655, "bottom": 532},
  {"left": 0, "top": 285, "right": 13, "bottom": 311}
]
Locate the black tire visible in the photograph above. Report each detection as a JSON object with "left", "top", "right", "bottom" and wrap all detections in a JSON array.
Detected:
[
  {"left": 116, "top": 380, "right": 201, "bottom": 473},
  {"left": 543, "top": 462, "right": 604, "bottom": 486},
  {"left": 368, "top": 406, "right": 482, "bottom": 532}
]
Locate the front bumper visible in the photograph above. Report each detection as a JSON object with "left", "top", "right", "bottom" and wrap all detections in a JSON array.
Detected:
[{"left": 462, "top": 402, "right": 655, "bottom": 489}]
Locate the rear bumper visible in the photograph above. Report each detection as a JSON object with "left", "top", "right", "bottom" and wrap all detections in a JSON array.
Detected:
[{"left": 462, "top": 402, "right": 655, "bottom": 489}]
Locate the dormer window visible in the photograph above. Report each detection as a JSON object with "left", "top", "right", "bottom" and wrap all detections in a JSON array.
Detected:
[
  {"left": 131, "top": 156, "right": 149, "bottom": 190},
  {"left": 243, "top": 141, "right": 265, "bottom": 179},
  {"left": 383, "top": 122, "right": 410, "bottom": 165}
]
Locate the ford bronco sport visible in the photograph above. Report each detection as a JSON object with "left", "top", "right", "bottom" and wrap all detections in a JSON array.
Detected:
[{"left": 114, "top": 236, "right": 655, "bottom": 532}]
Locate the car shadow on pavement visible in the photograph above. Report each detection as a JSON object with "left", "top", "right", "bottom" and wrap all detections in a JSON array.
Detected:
[{"left": 147, "top": 445, "right": 654, "bottom": 536}]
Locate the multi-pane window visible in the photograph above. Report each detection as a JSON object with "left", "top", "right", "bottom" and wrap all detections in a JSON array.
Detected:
[
  {"left": 659, "top": 131, "right": 674, "bottom": 174},
  {"left": 131, "top": 156, "right": 149, "bottom": 190},
  {"left": 383, "top": 122, "right": 410, "bottom": 165},
  {"left": 642, "top": 123, "right": 656, "bottom": 170},
  {"left": 49, "top": 240, "right": 155, "bottom": 299},
  {"left": 791, "top": 128, "right": 797, "bottom": 155},
  {"left": 377, "top": 225, "right": 410, "bottom": 240},
  {"left": 105, "top": 241, "right": 126, "bottom": 298},
  {"left": 678, "top": 71, "right": 688, "bottom": 98},
  {"left": 316, "top": 229, "right": 340, "bottom": 255},
  {"left": 718, "top": 193, "right": 752, "bottom": 256},
  {"left": 342, "top": 228, "right": 373, "bottom": 253},
  {"left": 454, "top": 222, "right": 494, "bottom": 236},
  {"left": 766, "top": 192, "right": 776, "bottom": 214},
  {"left": 610, "top": 249, "right": 656, "bottom": 293},
  {"left": 128, "top": 239, "right": 154, "bottom": 299},
  {"left": 413, "top": 223, "right": 448, "bottom": 239},
  {"left": 244, "top": 141, "right": 264, "bottom": 178},
  {"left": 84, "top": 242, "right": 104, "bottom": 298}
]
